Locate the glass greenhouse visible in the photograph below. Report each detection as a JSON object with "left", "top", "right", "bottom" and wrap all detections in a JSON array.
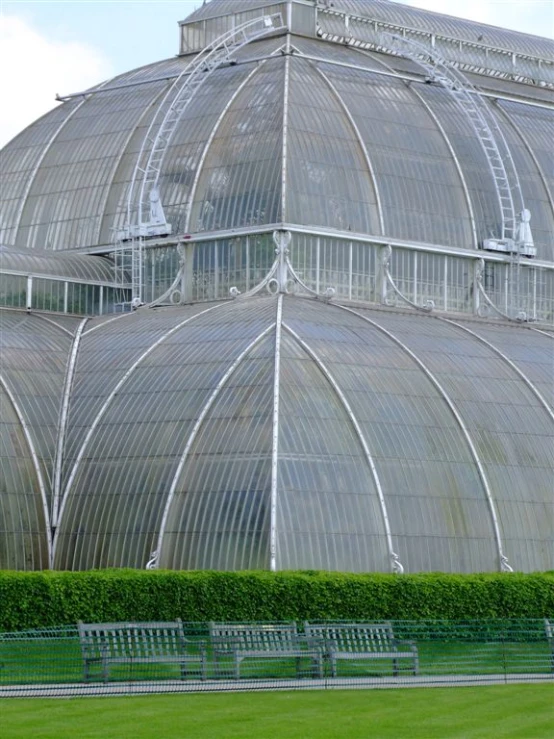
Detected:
[{"left": 0, "top": 0, "right": 552, "bottom": 574}]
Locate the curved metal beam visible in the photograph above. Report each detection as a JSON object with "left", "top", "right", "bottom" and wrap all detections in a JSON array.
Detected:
[
  {"left": 269, "top": 294, "right": 283, "bottom": 571},
  {"left": 281, "top": 39, "right": 291, "bottom": 222},
  {"left": 311, "top": 61, "right": 386, "bottom": 235},
  {"left": 12, "top": 98, "right": 87, "bottom": 244},
  {"left": 440, "top": 317, "right": 554, "bottom": 422},
  {"left": 0, "top": 374, "right": 52, "bottom": 565},
  {"left": 33, "top": 313, "right": 77, "bottom": 338},
  {"left": 333, "top": 302, "right": 514, "bottom": 572},
  {"left": 52, "top": 301, "right": 228, "bottom": 560},
  {"left": 52, "top": 318, "right": 88, "bottom": 528},
  {"left": 155, "top": 320, "right": 276, "bottom": 568},
  {"left": 282, "top": 321, "right": 404, "bottom": 574},
  {"left": 184, "top": 51, "right": 283, "bottom": 233}
]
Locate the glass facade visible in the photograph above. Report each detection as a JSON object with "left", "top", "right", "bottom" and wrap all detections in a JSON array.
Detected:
[{"left": 0, "top": 1, "right": 552, "bottom": 573}]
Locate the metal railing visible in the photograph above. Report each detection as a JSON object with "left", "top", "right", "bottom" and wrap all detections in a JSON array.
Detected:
[{"left": 1, "top": 619, "right": 551, "bottom": 697}]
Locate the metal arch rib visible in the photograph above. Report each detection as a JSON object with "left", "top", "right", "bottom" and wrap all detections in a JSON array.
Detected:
[
  {"left": 381, "top": 33, "right": 524, "bottom": 245},
  {"left": 33, "top": 313, "right": 77, "bottom": 338},
  {"left": 440, "top": 317, "right": 554, "bottom": 423},
  {"left": 281, "top": 321, "right": 404, "bottom": 575},
  {"left": 270, "top": 295, "right": 283, "bottom": 571},
  {"left": 52, "top": 318, "right": 88, "bottom": 529},
  {"left": 11, "top": 98, "right": 87, "bottom": 244},
  {"left": 155, "top": 321, "right": 276, "bottom": 568},
  {"left": 52, "top": 301, "right": 228, "bottom": 561},
  {"left": 0, "top": 374, "right": 52, "bottom": 566},
  {"left": 360, "top": 49, "right": 478, "bottom": 248},
  {"left": 334, "top": 302, "right": 513, "bottom": 572},
  {"left": 308, "top": 60, "right": 386, "bottom": 236},
  {"left": 126, "top": 14, "right": 287, "bottom": 234},
  {"left": 184, "top": 48, "right": 285, "bottom": 234}
]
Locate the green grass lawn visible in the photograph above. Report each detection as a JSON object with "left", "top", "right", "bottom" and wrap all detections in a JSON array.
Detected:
[{"left": 1, "top": 685, "right": 553, "bottom": 738}]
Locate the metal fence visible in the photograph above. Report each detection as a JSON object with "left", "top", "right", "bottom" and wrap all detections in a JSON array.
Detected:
[{"left": 0, "top": 620, "right": 552, "bottom": 698}]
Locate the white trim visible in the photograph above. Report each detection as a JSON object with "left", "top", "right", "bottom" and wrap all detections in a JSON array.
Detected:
[
  {"left": 335, "top": 303, "right": 513, "bottom": 572},
  {"left": 270, "top": 295, "right": 283, "bottom": 571},
  {"left": 282, "top": 321, "right": 403, "bottom": 574},
  {"left": 52, "top": 301, "right": 227, "bottom": 560},
  {"left": 155, "top": 322, "right": 276, "bottom": 567},
  {"left": 0, "top": 374, "right": 52, "bottom": 565},
  {"left": 441, "top": 317, "right": 554, "bottom": 423},
  {"left": 312, "top": 63, "right": 386, "bottom": 235},
  {"left": 52, "top": 318, "right": 88, "bottom": 528},
  {"left": 281, "top": 38, "right": 291, "bottom": 221}
]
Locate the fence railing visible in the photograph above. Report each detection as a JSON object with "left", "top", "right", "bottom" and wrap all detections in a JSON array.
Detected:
[{"left": 0, "top": 620, "right": 552, "bottom": 697}]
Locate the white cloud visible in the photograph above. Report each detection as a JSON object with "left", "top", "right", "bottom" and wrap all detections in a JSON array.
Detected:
[{"left": 0, "top": 15, "right": 113, "bottom": 148}]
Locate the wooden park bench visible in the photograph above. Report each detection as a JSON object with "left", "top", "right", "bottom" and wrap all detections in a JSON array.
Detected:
[
  {"left": 304, "top": 622, "right": 419, "bottom": 677},
  {"left": 78, "top": 620, "right": 207, "bottom": 682},
  {"left": 209, "top": 622, "right": 324, "bottom": 680}
]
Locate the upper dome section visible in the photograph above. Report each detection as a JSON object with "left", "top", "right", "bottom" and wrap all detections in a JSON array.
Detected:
[{"left": 0, "top": 0, "right": 552, "bottom": 261}]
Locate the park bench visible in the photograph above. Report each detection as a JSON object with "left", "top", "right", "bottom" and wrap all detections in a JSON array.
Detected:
[
  {"left": 78, "top": 620, "right": 207, "bottom": 682},
  {"left": 209, "top": 622, "right": 324, "bottom": 680},
  {"left": 304, "top": 622, "right": 419, "bottom": 677}
]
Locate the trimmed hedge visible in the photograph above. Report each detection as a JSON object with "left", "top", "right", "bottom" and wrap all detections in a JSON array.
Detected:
[{"left": 0, "top": 570, "right": 553, "bottom": 632}]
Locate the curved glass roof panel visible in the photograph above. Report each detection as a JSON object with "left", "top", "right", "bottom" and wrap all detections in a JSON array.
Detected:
[{"left": 0, "top": 246, "right": 117, "bottom": 283}]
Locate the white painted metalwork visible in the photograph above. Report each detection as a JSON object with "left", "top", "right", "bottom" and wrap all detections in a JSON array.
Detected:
[
  {"left": 12, "top": 99, "right": 88, "bottom": 244},
  {"left": 313, "top": 63, "right": 386, "bottom": 235},
  {"left": 119, "top": 14, "right": 285, "bottom": 306},
  {"left": 281, "top": 38, "right": 292, "bottom": 223},
  {"left": 270, "top": 295, "right": 283, "bottom": 571},
  {"left": 381, "top": 34, "right": 525, "bottom": 245},
  {"left": 34, "top": 313, "right": 76, "bottom": 338},
  {"left": 52, "top": 318, "right": 88, "bottom": 530},
  {"left": 145, "top": 550, "right": 159, "bottom": 570},
  {"left": 380, "top": 245, "right": 435, "bottom": 312},
  {"left": 335, "top": 303, "right": 514, "bottom": 573},
  {"left": 0, "top": 374, "right": 52, "bottom": 565},
  {"left": 282, "top": 322, "right": 404, "bottom": 574},
  {"left": 155, "top": 323, "right": 276, "bottom": 566},
  {"left": 440, "top": 318, "right": 554, "bottom": 423},
  {"left": 184, "top": 62, "right": 269, "bottom": 234},
  {"left": 52, "top": 302, "right": 228, "bottom": 560}
]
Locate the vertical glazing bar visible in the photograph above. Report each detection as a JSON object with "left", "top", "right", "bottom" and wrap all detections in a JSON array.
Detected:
[
  {"left": 443, "top": 256, "right": 448, "bottom": 312},
  {"left": 26, "top": 276, "right": 32, "bottom": 310},
  {"left": 281, "top": 39, "right": 291, "bottom": 222},
  {"left": 316, "top": 237, "right": 320, "bottom": 294},
  {"left": 349, "top": 241, "right": 353, "bottom": 300},
  {"left": 413, "top": 251, "right": 418, "bottom": 304},
  {"left": 270, "top": 294, "right": 283, "bottom": 572},
  {"left": 63, "top": 282, "right": 69, "bottom": 314},
  {"left": 532, "top": 268, "right": 537, "bottom": 321},
  {"left": 214, "top": 242, "right": 219, "bottom": 299},
  {"left": 246, "top": 235, "right": 250, "bottom": 291}
]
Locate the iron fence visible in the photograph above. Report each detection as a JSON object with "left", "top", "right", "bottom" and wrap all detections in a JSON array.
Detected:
[{"left": 0, "top": 619, "right": 551, "bottom": 698}]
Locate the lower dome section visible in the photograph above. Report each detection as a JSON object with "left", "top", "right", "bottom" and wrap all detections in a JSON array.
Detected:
[{"left": 1, "top": 295, "right": 552, "bottom": 573}]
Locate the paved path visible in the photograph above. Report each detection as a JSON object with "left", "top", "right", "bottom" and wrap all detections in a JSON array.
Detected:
[{"left": 1, "top": 673, "right": 552, "bottom": 698}]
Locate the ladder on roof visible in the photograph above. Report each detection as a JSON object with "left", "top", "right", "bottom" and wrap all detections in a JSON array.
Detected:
[
  {"left": 381, "top": 33, "right": 532, "bottom": 320},
  {"left": 117, "top": 13, "right": 285, "bottom": 307}
]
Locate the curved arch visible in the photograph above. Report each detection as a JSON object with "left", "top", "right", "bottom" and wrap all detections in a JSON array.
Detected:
[
  {"left": 33, "top": 313, "right": 78, "bottom": 338},
  {"left": 494, "top": 102, "right": 554, "bottom": 223},
  {"left": 53, "top": 300, "right": 229, "bottom": 560},
  {"left": 311, "top": 61, "right": 386, "bottom": 236},
  {"left": 333, "top": 302, "right": 513, "bottom": 572},
  {"left": 155, "top": 319, "right": 276, "bottom": 566},
  {"left": 0, "top": 374, "right": 52, "bottom": 564},
  {"left": 96, "top": 80, "right": 176, "bottom": 245},
  {"left": 361, "top": 49, "right": 478, "bottom": 248},
  {"left": 184, "top": 51, "right": 284, "bottom": 233},
  {"left": 282, "top": 321, "right": 404, "bottom": 574},
  {"left": 12, "top": 98, "right": 88, "bottom": 244},
  {"left": 269, "top": 294, "right": 283, "bottom": 571},
  {"left": 52, "top": 318, "right": 88, "bottom": 527},
  {"left": 440, "top": 317, "right": 554, "bottom": 422}
]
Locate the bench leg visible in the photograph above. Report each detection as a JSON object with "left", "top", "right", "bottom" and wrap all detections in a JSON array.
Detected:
[
  {"left": 413, "top": 654, "right": 419, "bottom": 676},
  {"left": 392, "top": 658, "right": 398, "bottom": 677},
  {"left": 234, "top": 653, "right": 241, "bottom": 680},
  {"left": 329, "top": 653, "right": 337, "bottom": 678}
]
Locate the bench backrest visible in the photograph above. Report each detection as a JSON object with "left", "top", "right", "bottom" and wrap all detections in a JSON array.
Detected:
[
  {"left": 209, "top": 623, "right": 299, "bottom": 652},
  {"left": 304, "top": 622, "right": 397, "bottom": 653},
  {"left": 78, "top": 620, "right": 186, "bottom": 659},
  {"left": 545, "top": 619, "right": 553, "bottom": 641}
]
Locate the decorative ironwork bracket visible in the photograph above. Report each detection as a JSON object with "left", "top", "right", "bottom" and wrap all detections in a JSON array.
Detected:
[
  {"left": 230, "top": 230, "right": 336, "bottom": 301},
  {"left": 380, "top": 245, "right": 435, "bottom": 313},
  {"left": 474, "top": 258, "right": 530, "bottom": 323}
]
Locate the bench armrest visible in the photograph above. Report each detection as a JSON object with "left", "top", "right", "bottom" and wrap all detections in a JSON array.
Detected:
[{"left": 395, "top": 639, "right": 418, "bottom": 651}]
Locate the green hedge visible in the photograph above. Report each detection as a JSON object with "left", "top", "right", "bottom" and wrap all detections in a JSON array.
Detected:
[{"left": 0, "top": 570, "right": 553, "bottom": 632}]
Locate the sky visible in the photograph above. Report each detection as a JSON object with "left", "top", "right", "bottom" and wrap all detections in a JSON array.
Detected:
[{"left": 0, "top": 0, "right": 553, "bottom": 147}]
